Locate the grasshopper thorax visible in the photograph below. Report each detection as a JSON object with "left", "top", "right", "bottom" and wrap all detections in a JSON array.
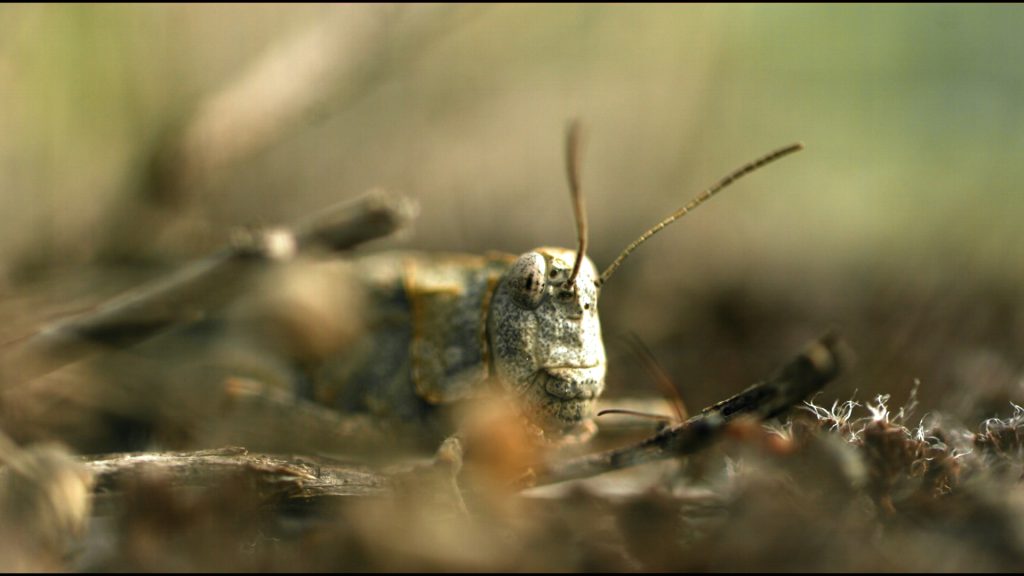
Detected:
[{"left": 487, "top": 247, "right": 606, "bottom": 434}]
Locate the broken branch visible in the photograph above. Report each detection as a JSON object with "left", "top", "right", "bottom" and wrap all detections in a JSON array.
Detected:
[{"left": 524, "top": 333, "right": 844, "bottom": 488}]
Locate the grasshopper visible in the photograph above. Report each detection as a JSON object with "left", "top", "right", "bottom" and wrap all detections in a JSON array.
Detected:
[
  {"left": 305, "top": 124, "right": 803, "bottom": 444},
  {"left": 0, "top": 124, "right": 802, "bottom": 454}
]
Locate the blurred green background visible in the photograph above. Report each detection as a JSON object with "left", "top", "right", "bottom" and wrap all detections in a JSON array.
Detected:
[{"left": 3, "top": 4, "right": 1024, "bottom": 422}]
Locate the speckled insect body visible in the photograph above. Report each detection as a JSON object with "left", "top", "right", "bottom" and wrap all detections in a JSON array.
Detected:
[{"left": 311, "top": 247, "right": 606, "bottom": 440}]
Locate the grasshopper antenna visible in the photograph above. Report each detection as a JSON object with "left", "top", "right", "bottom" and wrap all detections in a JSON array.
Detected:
[
  {"left": 565, "top": 119, "right": 588, "bottom": 286},
  {"left": 599, "top": 142, "right": 804, "bottom": 285}
]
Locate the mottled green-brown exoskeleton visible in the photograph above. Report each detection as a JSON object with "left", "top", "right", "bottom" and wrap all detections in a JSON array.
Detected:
[{"left": 311, "top": 125, "right": 803, "bottom": 443}]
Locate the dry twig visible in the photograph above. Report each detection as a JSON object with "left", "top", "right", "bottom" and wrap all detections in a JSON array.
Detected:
[
  {"left": 85, "top": 447, "right": 389, "bottom": 511},
  {"left": 524, "top": 333, "right": 844, "bottom": 488}
]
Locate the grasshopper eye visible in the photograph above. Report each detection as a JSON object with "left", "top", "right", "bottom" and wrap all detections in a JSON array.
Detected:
[{"left": 507, "top": 252, "right": 547, "bottom": 310}]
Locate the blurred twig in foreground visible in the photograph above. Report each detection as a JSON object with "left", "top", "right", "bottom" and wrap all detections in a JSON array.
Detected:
[
  {"left": 0, "top": 190, "right": 416, "bottom": 387},
  {"left": 0, "top": 427, "right": 93, "bottom": 567}
]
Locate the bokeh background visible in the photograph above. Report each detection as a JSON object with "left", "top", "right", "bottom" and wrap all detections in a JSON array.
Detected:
[{"left": 3, "top": 3, "right": 1024, "bottom": 435}]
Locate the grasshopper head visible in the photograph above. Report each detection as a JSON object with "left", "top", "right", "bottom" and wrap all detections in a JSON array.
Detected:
[
  {"left": 487, "top": 247, "right": 606, "bottom": 435},
  {"left": 485, "top": 122, "right": 802, "bottom": 438}
]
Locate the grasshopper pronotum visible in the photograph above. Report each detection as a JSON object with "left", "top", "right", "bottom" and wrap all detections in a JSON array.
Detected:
[{"left": 308, "top": 124, "right": 803, "bottom": 442}]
